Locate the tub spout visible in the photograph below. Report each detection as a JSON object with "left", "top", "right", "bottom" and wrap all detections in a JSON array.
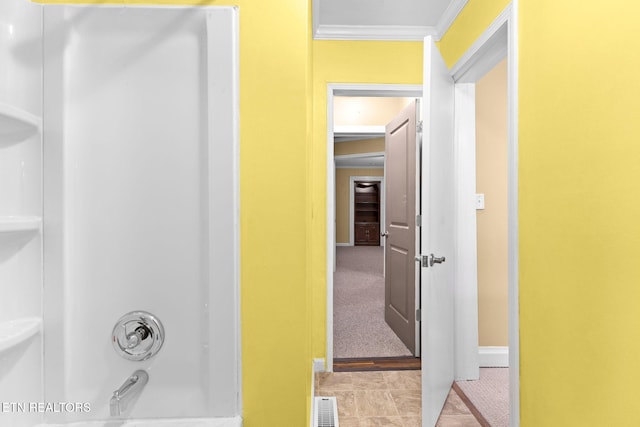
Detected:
[{"left": 110, "top": 370, "right": 149, "bottom": 417}]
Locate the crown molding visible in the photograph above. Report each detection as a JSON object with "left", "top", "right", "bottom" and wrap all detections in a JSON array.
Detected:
[
  {"left": 312, "top": 0, "right": 321, "bottom": 41},
  {"left": 312, "top": 0, "right": 470, "bottom": 41},
  {"left": 314, "top": 24, "right": 437, "bottom": 41},
  {"left": 435, "top": 0, "right": 470, "bottom": 38}
]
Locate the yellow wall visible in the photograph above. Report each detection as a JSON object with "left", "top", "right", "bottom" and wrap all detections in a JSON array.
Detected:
[
  {"left": 311, "top": 40, "right": 423, "bottom": 359},
  {"left": 476, "top": 58, "right": 508, "bottom": 347},
  {"left": 444, "top": 0, "right": 640, "bottom": 425},
  {"left": 38, "top": 1, "right": 312, "bottom": 426},
  {"left": 36, "top": 1, "right": 640, "bottom": 425},
  {"left": 335, "top": 168, "right": 384, "bottom": 244},
  {"left": 438, "top": 0, "right": 510, "bottom": 68},
  {"left": 518, "top": 2, "right": 640, "bottom": 425}
]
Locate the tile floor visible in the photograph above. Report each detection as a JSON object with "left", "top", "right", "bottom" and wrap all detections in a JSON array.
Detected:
[{"left": 315, "top": 370, "right": 480, "bottom": 427}]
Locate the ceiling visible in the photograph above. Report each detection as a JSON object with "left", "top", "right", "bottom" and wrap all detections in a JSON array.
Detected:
[{"left": 313, "top": 0, "right": 467, "bottom": 41}]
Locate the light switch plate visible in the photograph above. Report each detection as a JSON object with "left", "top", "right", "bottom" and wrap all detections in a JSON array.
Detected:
[{"left": 476, "top": 194, "right": 485, "bottom": 210}]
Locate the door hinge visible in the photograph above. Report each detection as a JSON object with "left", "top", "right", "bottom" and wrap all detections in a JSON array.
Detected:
[
  {"left": 416, "top": 120, "right": 423, "bottom": 133},
  {"left": 416, "top": 214, "right": 422, "bottom": 227},
  {"left": 416, "top": 308, "right": 422, "bottom": 322}
]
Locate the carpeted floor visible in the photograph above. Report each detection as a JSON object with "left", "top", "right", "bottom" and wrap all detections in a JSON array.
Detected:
[
  {"left": 455, "top": 368, "right": 509, "bottom": 427},
  {"left": 333, "top": 246, "right": 412, "bottom": 359}
]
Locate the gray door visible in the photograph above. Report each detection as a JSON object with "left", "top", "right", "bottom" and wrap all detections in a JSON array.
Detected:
[{"left": 384, "top": 99, "right": 420, "bottom": 355}]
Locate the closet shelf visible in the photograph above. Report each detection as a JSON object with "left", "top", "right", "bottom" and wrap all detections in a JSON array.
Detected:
[
  {"left": 0, "top": 216, "right": 42, "bottom": 233},
  {"left": 0, "top": 102, "right": 42, "bottom": 147},
  {"left": 0, "top": 317, "right": 41, "bottom": 354}
]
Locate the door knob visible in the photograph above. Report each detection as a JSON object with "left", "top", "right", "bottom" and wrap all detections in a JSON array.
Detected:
[
  {"left": 381, "top": 231, "right": 389, "bottom": 237},
  {"left": 429, "top": 254, "right": 446, "bottom": 267}
]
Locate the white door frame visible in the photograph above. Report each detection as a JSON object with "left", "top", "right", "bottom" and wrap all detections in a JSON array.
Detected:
[
  {"left": 326, "top": 84, "right": 422, "bottom": 371},
  {"left": 449, "top": 3, "right": 519, "bottom": 425},
  {"left": 348, "top": 175, "right": 385, "bottom": 247}
]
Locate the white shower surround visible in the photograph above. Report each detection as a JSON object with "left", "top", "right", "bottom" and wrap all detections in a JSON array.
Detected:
[
  {"left": 41, "top": 5, "right": 240, "bottom": 425},
  {"left": 38, "top": 417, "right": 242, "bottom": 427}
]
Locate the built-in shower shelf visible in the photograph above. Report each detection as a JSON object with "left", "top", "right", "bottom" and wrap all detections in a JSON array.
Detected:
[
  {"left": 0, "top": 102, "right": 41, "bottom": 147},
  {"left": 0, "top": 317, "right": 41, "bottom": 354},
  {"left": 0, "top": 216, "right": 42, "bottom": 233},
  {"left": 0, "top": 217, "right": 41, "bottom": 261}
]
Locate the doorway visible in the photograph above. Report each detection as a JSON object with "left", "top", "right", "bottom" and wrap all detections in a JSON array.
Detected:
[
  {"left": 353, "top": 180, "right": 381, "bottom": 247},
  {"left": 332, "top": 95, "right": 418, "bottom": 364},
  {"left": 452, "top": 57, "right": 510, "bottom": 427},
  {"left": 324, "top": 7, "right": 519, "bottom": 422},
  {"left": 447, "top": 4, "right": 519, "bottom": 425}
]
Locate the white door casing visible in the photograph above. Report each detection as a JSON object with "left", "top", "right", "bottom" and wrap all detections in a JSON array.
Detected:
[
  {"left": 449, "top": 4, "right": 519, "bottom": 425},
  {"left": 326, "top": 84, "right": 423, "bottom": 372}
]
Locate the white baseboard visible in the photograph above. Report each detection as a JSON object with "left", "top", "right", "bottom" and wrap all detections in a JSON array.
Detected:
[
  {"left": 313, "top": 358, "right": 326, "bottom": 372},
  {"left": 336, "top": 243, "right": 350, "bottom": 247},
  {"left": 479, "top": 346, "right": 509, "bottom": 367}
]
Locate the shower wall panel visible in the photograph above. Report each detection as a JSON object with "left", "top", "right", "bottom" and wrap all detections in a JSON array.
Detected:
[
  {"left": 43, "top": 6, "right": 239, "bottom": 423},
  {"left": 0, "top": 0, "right": 42, "bottom": 115},
  {"left": 0, "top": 1, "right": 42, "bottom": 426}
]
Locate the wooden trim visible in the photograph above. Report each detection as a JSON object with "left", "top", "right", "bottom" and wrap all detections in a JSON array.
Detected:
[
  {"left": 333, "top": 356, "right": 420, "bottom": 372},
  {"left": 452, "top": 382, "right": 492, "bottom": 427}
]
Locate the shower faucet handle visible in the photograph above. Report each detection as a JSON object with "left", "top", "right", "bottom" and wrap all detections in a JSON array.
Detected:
[
  {"left": 112, "top": 311, "right": 164, "bottom": 361},
  {"left": 125, "top": 325, "right": 151, "bottom": 349}
]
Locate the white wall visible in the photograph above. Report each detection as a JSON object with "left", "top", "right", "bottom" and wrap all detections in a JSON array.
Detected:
[{"left": 0, "top": 1, "right": 43, "bottom": 426}]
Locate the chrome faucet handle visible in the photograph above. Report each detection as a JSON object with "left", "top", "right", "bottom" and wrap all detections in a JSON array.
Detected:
[
  {"left": 112, "top": 312, "right": 164, "bottom": 361},
  {"left": 125, "top": 325, "right": 151, "bottom": 349}
]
